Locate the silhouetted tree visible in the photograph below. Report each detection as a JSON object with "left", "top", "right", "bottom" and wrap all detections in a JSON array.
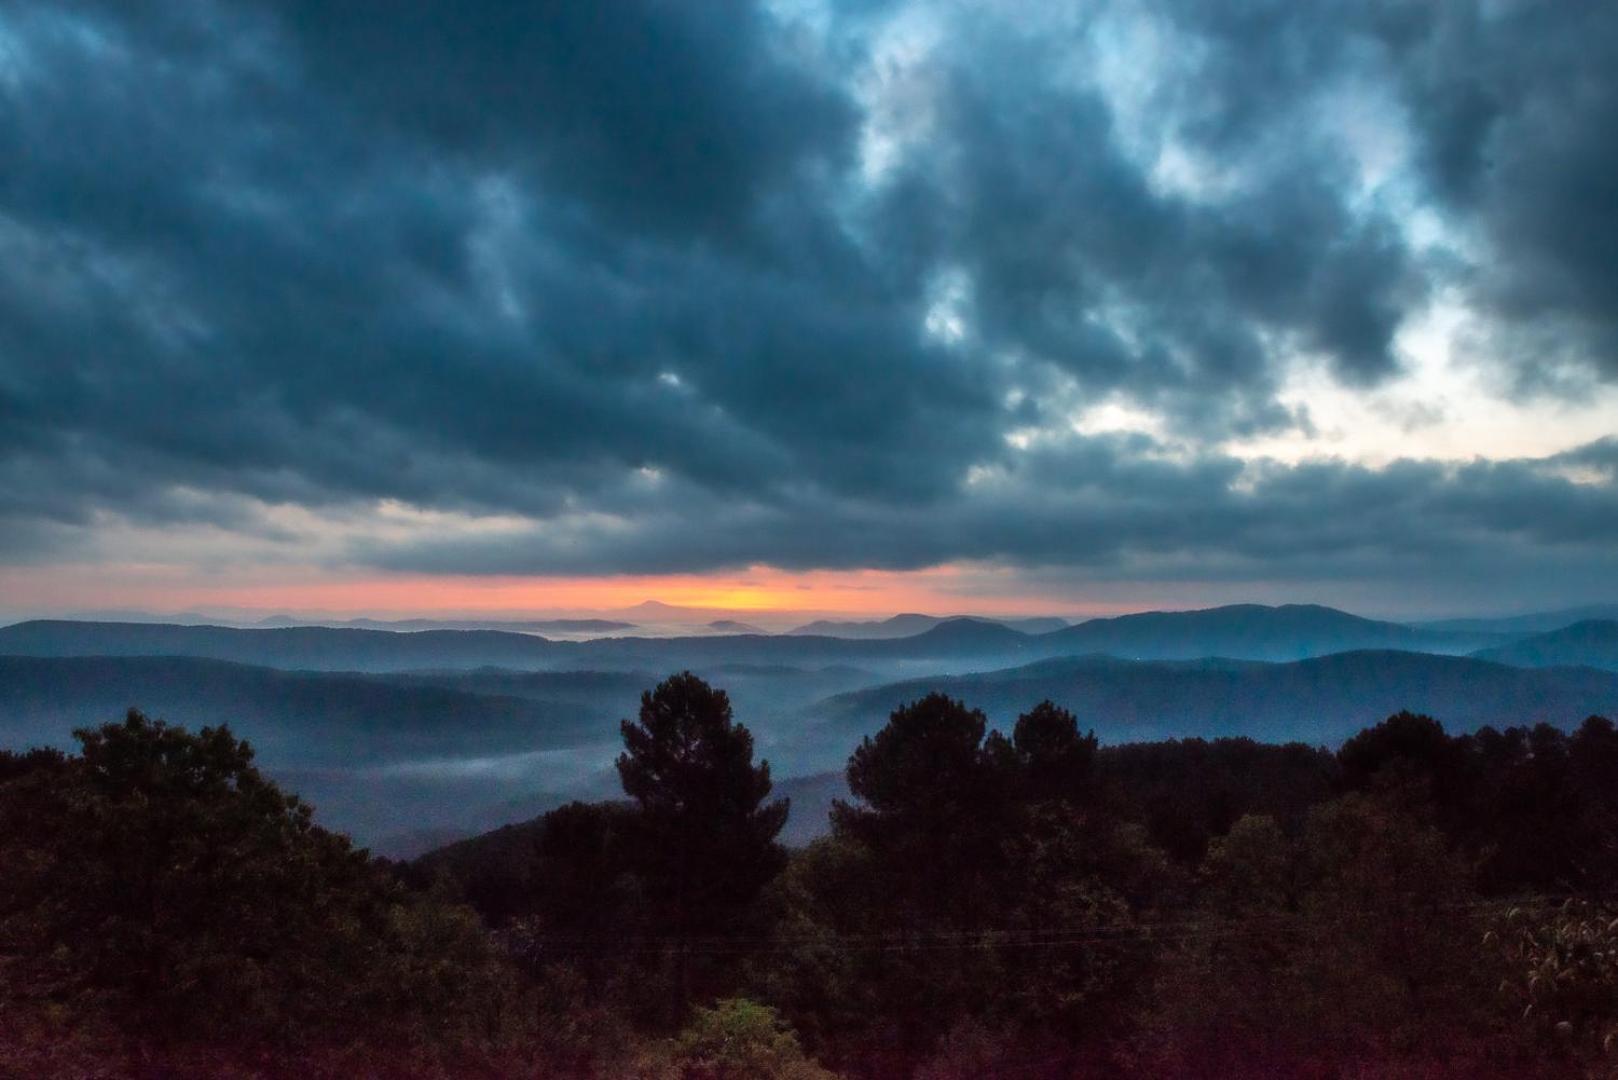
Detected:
[
  {"left": 1338, "top": 710, "right": 1460, "bottom": 792},
  {"left": 1569, "top": 716, "right": 1618, "bottom": 887},
  {"left": 1011, "top": 700, "right": 1098, "bottom": 806},
  {"left": 0, "top": 710, "right": 516, "bottom": 1056},
  {"left": 16, "top": 687, "right": 1613, "bottom": 1077},
  {"left": 833, "top": 693, "right": 1015, "bottom": 929},
  {"left": 617, "top": 672, "right": 788, "bottom": 1018},
  {"left": 1099, "top": 737, "right": 1337, "bottom": 862}
]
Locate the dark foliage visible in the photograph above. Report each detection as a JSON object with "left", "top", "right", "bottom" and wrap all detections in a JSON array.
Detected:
[
  {"left": 1338, "top": 711, "right": 1618, "bottom": 893},
  {"left": 4, "top": 685, "right": 1615, "bottom": 1077},
  {"left": 1097, "top": 736, "right": 1338, "bottom": 862},
  {"left": 617, "top": 672, "right": 789, "bottom": 937},
  {"left": 0, "top": 710, "right": 520, "bottom": 1072}
]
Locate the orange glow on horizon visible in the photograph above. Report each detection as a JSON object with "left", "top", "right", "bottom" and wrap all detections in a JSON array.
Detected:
[{"left": 0, "top": 562, "right": 1148, "bottom": 621}]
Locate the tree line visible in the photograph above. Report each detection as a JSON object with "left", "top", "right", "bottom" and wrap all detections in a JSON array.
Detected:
[{"left": 2, "top": 672, "right": 1616, "bottom": 1076}]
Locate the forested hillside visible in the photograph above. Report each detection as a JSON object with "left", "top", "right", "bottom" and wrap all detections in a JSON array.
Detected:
[
  {"left": 1472, "top": 620, "right": 1618, "bottom": 672},
  {"left": 793, "top": 650, "right": 1618, "bottom": 772},
  {"left": 0, "top": 603, "right": 1511, "bottom": 674},
  {"left": 3, "top": 674, "right": 1615, "bottom": 1077}
]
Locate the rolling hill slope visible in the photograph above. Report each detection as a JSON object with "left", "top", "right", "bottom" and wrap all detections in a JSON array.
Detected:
[
  {"left": 0, "top": 655, "right": 615, "bottom": 765},
  {"left": 787, "top": 613, "right": 1068, "bottom": 638},
  {"left": 0, "top": 655, "right": 636, "bottom": 849},
  {"left": 0, "top": 620, "right": 564, "bottom": 671},
  {"left": 0, "top": 604, "right": 1506, "bottom": 675},
  {"left": 0, "top": 615, "right": 1039, "bottom": 673},
  {"left": 1417, "top": 605, "right": 1618, "bottom": 636},
  {"left": 790, "top": 650, "right": 1618, "bottom": 772},
  {"left": 1039, "top": 604, "right": 1493, "bottom": 661},
  {"left": 1471, "top": 620, "right": 1618, "bottom": 672}
]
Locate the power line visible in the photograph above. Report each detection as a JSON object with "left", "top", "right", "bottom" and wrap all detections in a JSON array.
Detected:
[{"left": 510, "top": 894, "right": 1573, "bottom": 959}]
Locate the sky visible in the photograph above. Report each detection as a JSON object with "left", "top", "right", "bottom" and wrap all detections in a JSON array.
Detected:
[{"left": 1, "top": 0, "right": 1616, "bottom": 622}]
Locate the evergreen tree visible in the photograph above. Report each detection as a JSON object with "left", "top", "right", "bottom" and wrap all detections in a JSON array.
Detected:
[
  {"left": 0, "top": 710, "right": 515, "bottom": 1051},
  {"left": 1012, "top": 699, "right": 1098, "bottom": 806},
  {"left": 616, "top": 672, "right": 788, "bottom": 1016}
]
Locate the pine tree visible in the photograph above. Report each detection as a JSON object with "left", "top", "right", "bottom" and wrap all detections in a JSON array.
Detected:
[{"left": 616, "top": 672, "right": 788, "bottom": 1017}]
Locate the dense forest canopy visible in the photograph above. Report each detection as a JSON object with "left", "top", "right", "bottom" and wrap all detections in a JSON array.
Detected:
[{"left": 3, "top": 677, "right": 1617, "bottom": 1077}]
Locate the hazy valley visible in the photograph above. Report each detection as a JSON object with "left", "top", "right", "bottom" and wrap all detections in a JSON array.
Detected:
[{"left": 4, "top": 603, "right": 1615, "bottom": 857}]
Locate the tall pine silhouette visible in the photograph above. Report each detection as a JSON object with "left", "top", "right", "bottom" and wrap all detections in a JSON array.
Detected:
[{"left": 616, "top": 672, "right": 788, "bottom": 1017}]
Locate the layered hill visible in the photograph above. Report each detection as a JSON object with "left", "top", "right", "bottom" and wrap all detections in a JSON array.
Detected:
[
  {"left": 0, "top": 620, "right": 563, "bottom": 671},
  {"left": 0, "top": 615, "right": 1037, "bottom": 673},
  {"left": 792, "top": 650, "right": 1618, "bottom": 771},
  {"left": 787, "top": 613, "right": 1069, "bottom": 638},
  {"left": 1038, "top": 604, "right": 1491, "bottom": 661},
  {"left": 1471, "top": 620, "right": 1618, "bottom": 672},
  {"left": 0, "top": 655, "right": 635, "bottom": 849},
  {"left": 0, "top": 654, "right": 887, "bottom": 850},
  {"left": 1417, "top": 604, "right": 1618, "bottom": 636},
  {"left": 0, "top": 604, "right": 1504, "bottom": 674},
  {"left": 0, "top": 655, "right": 614, "bottom": 765},
  {"left": 258, "top": 616, "right": 638, "bottom": 634}
]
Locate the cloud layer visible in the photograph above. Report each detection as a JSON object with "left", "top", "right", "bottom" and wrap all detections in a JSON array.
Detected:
[{"left": 1, "top": 0, "right": 1614, "bottom": 608}]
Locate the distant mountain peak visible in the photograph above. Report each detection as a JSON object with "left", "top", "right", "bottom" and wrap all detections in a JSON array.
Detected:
[{"left": 905, "top": 617, "right": 1031, "bottom": 646}]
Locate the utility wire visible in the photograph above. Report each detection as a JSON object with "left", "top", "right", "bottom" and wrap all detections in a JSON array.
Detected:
[{"left": 510, "top": 894, "right": 1572, "bottom": 959}]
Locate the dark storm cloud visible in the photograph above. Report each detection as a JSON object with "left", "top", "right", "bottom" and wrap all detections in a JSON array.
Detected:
[
  {"left": 357, "top": 436, "right": 1618, "bottom": 580},
  {"left": 271, "top": 0, "right": 855, "bottom": 239},
  {"left": 0, "top": 0, "right": 1614, "bottom": 591},
  {"left": 867, "top": 27, "right": 1425, "bottom": 429},
  {"left": 0, "top": 0, "right": 1009, "bottom": 526},
  {"left": 1141, "top": 0, "right": 1618, "bottom": 384}
]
